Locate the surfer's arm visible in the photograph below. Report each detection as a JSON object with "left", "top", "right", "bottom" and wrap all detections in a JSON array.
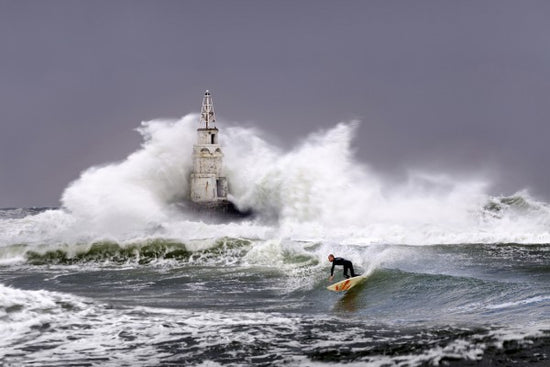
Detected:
[{"left": 328, "top": 263, "right": 335, "bottom": 281}]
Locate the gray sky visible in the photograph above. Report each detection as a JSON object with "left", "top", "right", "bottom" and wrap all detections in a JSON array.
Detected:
[{"left": 1, "top": 0, "right": 549, "bottom": 207}]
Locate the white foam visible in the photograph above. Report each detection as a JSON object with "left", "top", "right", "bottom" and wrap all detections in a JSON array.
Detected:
[
  {"left": 1, "top": 116, "right": 550, "bottom": 259},
  {"left": 2, "top": 283, "right": 548, "bottom": 366},
  {"left": 487, "top": 295, "right": 550, "bottom": 310},
  {"left": 0, "top": 283, "right": 303, "bottom": 365}
]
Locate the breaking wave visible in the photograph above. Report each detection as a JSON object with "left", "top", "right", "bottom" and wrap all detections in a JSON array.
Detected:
[
  {"left": 22, "top": 238, "right": 253, "bottom": 266},
  {"left": 1, "top": 115, "right": 550, "bottom": 262}
]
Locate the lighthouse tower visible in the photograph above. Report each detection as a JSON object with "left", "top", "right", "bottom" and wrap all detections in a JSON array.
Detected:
[{"left": 190, "top": 90, "right": 228, "bottom": 204}]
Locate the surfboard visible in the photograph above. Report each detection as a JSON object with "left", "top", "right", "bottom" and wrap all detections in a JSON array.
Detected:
[{"left": 326, "top": 275, "right": 367, "bottom": 292}]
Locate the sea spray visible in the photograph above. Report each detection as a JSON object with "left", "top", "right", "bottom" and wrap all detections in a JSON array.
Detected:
[
  {"left": 61, "top": 115, "right": 198, "bottom": 233},
  {"left": 225, "top": 122, "right": 384, "bottom": 227},
  {"left": 48, "top": 115, "right": 550, "bottom": 242},
  {"left": 0, "top": 115, "right": 549, "bottom": 254}
]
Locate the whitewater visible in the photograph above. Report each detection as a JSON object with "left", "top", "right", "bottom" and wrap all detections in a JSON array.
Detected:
[
  {"left": 2, "top": 114, "right": 550, "bottom": 249},
  {"left": 1, "top": 115, "right": 549, "bottom": 366}
]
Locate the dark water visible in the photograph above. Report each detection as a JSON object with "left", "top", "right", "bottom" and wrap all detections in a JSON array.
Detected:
[{"left": 1, "top": 234, "right": 549, "bottom": 366}]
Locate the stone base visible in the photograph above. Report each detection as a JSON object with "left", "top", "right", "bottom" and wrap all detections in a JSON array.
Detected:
[{"left": 181, "top": 200, "right": 253, "bottom": 223}]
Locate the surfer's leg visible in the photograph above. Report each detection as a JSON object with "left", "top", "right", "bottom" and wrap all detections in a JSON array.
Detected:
[
  {"left": 349, "top": 263, "right": 356, "bottom": 277},
  {"left": 343, "top": 263, "right": 351, "bottom": 278}
]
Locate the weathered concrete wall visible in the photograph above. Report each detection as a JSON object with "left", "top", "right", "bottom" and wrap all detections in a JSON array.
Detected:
[
  {"left": 192, "top": 146, "right": 223, "bottom": 176},
  {"left": 216, "top": 177, "right": 228, "bottom": 198},
  {"left": 190, "top": 127, "right": 228, "bottom": 203},
  {"left": 196, "top": 128, "right": 219, "bottom": 145},
  {"left": 190, "top": 174, "right": 218, "bottom": 202}
]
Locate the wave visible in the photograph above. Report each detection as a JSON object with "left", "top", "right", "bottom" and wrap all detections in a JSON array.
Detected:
[
  {"left": 1, "top": 115, "right": 550, "bottom": 253},
  {"left": 22, "top": 238, "right": 251, "bottom": 266},
  {"left": 0, "top": 237, "right": 318, "bottom": 271},
  {"left": 2, "top": 282, "right": 549, "bottom": 366}
]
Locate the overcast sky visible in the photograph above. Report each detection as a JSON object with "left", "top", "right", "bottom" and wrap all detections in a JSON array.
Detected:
[{"left": 1, "top": 0, "right": 549, "bottom": 207}]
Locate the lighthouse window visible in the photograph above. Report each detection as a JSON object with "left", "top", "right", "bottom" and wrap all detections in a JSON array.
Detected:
[{"left": 211, "top": 134, "right": 216, "bottom": 144}]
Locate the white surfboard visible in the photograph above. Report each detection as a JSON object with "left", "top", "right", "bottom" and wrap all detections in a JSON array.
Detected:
[{"left": 326, "top": 275, "right": 367, "bottom": 292}]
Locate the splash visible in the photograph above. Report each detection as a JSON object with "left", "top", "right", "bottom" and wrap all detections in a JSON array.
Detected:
[
  {"left": 61, "top": 115, "right": 198, "bottom": 233},
  {"left": 0, "top": 114, "right": 549, "bottom": 253}
]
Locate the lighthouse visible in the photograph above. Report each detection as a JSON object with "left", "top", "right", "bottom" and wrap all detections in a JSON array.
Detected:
[{"left": 189, "top": 90, "right": 229, "bottom": 205}]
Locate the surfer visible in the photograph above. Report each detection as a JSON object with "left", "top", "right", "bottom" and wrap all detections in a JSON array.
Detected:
[{"left": 328, "top": 254, "right": 357, "bottom": 280}]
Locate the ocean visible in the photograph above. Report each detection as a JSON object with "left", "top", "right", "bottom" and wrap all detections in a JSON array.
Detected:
[{"left": 1, "top": 116, "right": 549, "bottom": 366}]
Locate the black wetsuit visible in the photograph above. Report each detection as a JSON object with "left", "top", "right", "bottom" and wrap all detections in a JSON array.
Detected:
[{"left": 330, "top": 257, "right": 356, "bottom": 279}]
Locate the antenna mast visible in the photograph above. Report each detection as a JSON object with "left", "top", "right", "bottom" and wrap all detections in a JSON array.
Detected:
[{"left": 200, "top": 90, "right": 216, "bottom": 129}]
